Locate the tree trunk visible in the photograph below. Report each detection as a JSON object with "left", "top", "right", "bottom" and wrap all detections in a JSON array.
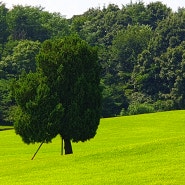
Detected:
[
  {"left": 61, "top": 137, "right": 63, "bottom": 155},
  {"left": 64, "top": 138, "right": 73, "bottom": 155}
]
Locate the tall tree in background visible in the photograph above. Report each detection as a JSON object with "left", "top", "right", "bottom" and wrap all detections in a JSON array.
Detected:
[
  {"left": 146, "top": 1, "right": 172, "bottom": 29},
  {"left": 0, "top": 40, "right": 40, "bottom": 78},
  {"left": 7, "top": 5, "right": 49, "bottom": 41},
  {"left": 0, "top": 2, "right": 8, "bottom": 59},
  {"left": 12, "top": 36, "right": 102, "bottom": 154}
]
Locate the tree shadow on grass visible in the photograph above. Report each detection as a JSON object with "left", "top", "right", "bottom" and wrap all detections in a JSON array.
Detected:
[{"left": 0, "top": 127, "right": 14, "bottom": 131}]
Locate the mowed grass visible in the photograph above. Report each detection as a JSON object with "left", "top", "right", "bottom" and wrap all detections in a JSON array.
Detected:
[{"left": 1, "top": 110, "right": 185, "bottom": 184}]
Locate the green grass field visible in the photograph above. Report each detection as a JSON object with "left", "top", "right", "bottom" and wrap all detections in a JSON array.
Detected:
[{"left": 1, "top": 110, "right": 185, "bottom": 184}]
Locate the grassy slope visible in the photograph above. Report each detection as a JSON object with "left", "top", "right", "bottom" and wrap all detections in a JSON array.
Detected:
[{"left": 0, "top": 110, "right": 185, "bottom": 184}]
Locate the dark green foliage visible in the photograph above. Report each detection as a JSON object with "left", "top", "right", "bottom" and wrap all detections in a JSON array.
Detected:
[
  {"left": 12, "top": 36, "right": 102, "bottom": 145},
  {"left": 121, "top": 1, "right": 148, "bottom": 25},
  {"left": 0, "top": 40, "right": 40, "bottom": 78},
  {"left": 0, "top": 2, "right": 8, "bottom": 59},
  {"left": 154, "top": 100, "right": 174, "bottom": 111},
  {"left": 13, "top": 72, "right": 62, "bottom": 143},
  {"left": 111, "top": 24, "right": 153, "bottom": 77},
  {"left": 159, "top": 42, "right": 185, "bottom": 108},
  {"left": 101, "top": 83, "right": 128, "bottom": 117},
  {"left": 7, "top": 5, "right": 69, "bottom": 42},
  {"left": 37, "top": 36, "right": 102, "bottom": 142},
  {"left": 146, "top": 2, "right": 172, "bottom": 29},
  {"left": 127, "top": 103, "right": 155, "bottom": 115},
  {"left": 7, "top": 6, "right": 49, "bottom": 41},
  {"left": 1, "top": 1, "right": 185, "bottom": 121},
  {"left": 0, "top": 79, "right": 12, "bottom": 125}
]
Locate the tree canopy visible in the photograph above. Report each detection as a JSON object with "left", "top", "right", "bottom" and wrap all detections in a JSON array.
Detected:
[
  {"left": 1, "top": 1, "right": 185, "bottom": 126},
  {"left": 12, "top": 36, "right": 102, "bottom": 154}
]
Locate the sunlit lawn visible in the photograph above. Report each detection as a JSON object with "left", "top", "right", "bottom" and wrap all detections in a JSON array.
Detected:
[{"left": 1, "top": 110, "right": 185, "bottom": 184}]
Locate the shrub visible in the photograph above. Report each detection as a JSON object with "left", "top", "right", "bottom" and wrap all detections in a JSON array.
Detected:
[
  {"left": 127, "top": 103, "right": 155, "bottom": 115},
  {"left": 120, "top": 108, "right": 128, "bottom": 116},
  {"left": 154, "top": 100, "right": 174, "bottom": 111}
]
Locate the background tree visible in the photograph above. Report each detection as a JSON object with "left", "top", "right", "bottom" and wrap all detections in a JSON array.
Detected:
[
  {"left": 146, "top": 2, "right": 172, "bottom": 29},
  {"left": 12, "top": 36, "right": 102, "bottom": 154},
  {"left": 131, "top": 8, "right": 185, "bottom": 111},
  {"left": 0, "top": 40, "right": 40, "bottom": 78},
  {"left": 111, "top": 24, "right": 153, "bottom": 78},
  {"left": 39, "top": 11, "right": 70, "bottom": 38},
  {"left": 159, "top": 41, "right": 185, "bottom": 109},
  {"left": 0, "top": 79, "right": 12, "bottom": 125},
  {"left": 121, "top": 1, "right": 148, "bottom": 25},
  {"left": 7, "top": 5, "right": 49, "bottom": 41},
  {"left": 0, "top": 2, "right": 8, "bottom": 60},
  {"left": 1, "top": 1, "right": 185, "bottom": 121},
  {"left": 101, "top": 24, "right": 153, "bottom": 116}
]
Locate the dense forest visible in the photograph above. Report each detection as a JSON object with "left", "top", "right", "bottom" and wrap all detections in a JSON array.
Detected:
[{"left": 1, "top": 1, "right": 185, "bottom": 125}]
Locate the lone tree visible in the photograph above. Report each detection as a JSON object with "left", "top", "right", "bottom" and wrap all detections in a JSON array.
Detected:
[{"left": 12, "top": 36, "right": 102, "bottom": 154}]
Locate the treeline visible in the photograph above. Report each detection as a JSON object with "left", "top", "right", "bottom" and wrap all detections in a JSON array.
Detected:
[{"left": 0, "top": 1, "right": 185, "bottom": 125}]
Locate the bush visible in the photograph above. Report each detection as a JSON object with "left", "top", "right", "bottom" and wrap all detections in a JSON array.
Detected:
[
  {"left": 120, "top": 108, "right": 128, "bottom": 116},
  {"left": 127, "top": 103, "right": 155, "bottom": 115},
  {"left": 154, "top": 100, "right": 174, "bottom": 111}
]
